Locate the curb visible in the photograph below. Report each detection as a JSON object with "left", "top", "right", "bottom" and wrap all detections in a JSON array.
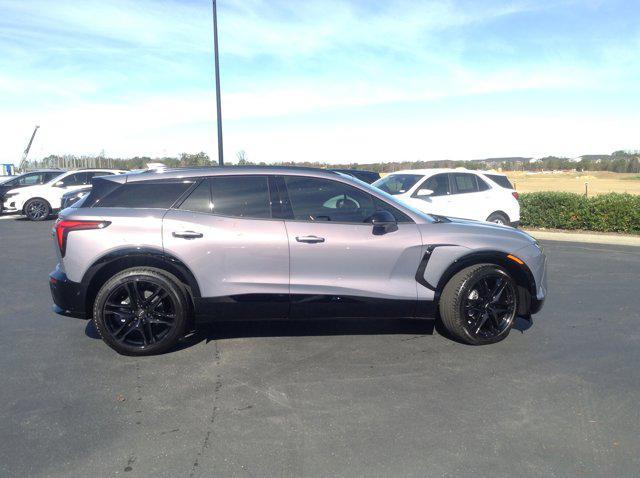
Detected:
[{"left": 523, "top": 229, "right": 640, "bottom": 247}]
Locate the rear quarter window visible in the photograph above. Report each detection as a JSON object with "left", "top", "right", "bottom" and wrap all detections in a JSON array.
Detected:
[
  {"left": 96, "top": 181, "right": 194, "bottom": 208},
  {"left": 485, "top": 174, "right": 513, "bottom": 189}
]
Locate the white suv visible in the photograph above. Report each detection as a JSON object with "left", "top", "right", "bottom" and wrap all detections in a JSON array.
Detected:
[
  {"left": 3, "top": 169, "right": 124, "bottom": 221},
  {"left": 373, "top": 169, "right": 520, "bottom": 226}
]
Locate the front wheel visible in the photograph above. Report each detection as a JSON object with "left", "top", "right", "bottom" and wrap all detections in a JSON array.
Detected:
[
  {"left": 93, "top": 268, "right": 188, "bottom": 355},
  {"left": 24, "top": 198, "right": 51, "bottom": 221},
  {"left": 439, "top": 264, "right": 518, "bottom": 345}
]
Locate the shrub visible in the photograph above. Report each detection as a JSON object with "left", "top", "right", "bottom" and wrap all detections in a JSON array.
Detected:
[{"left": 519, "top": 192, "right": 640, "bottom": 234}]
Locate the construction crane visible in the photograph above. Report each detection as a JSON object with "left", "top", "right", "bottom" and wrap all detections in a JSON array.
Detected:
[{"left": 18, "top": 125, "right": 40, "bottom": 172}]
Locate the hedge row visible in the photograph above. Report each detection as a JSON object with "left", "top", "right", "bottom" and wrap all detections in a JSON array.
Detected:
[{"left": 519, "top": 192, "right": 640, "bottom": 234}]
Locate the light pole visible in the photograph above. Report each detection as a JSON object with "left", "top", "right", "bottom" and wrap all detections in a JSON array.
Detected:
[{"left": 212, "top": 0, "right": 224, "bottom": 166}]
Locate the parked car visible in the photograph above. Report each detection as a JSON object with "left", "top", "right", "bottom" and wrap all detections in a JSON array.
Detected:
[
  {"left": 0, "top": 169, "right": 64, "bottom": 213},
  {"left": 331, "top": 169, "right": 381, "bottom": 184},
  {"left": 49, "top": 167, "right": 546, "bottom": 355},
  {"left": 3, "top": 169, "right": 124, "bottom": 221},
  {"left": 372, "top": 169, "right": 520, "bottom": 226},
  {"left": 60, "top": 186, "right": 92, "bottom": 210}
]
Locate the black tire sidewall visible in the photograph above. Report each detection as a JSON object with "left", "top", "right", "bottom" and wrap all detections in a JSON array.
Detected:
[
  {"left": 93, "top": 268, "right": 187, "bottom": 356},
  {"left": 439, "top": 264, "right": 518, "bottom": 345},
  {"left": 487, "top": 212, "right": 509, "bottom": 225}
]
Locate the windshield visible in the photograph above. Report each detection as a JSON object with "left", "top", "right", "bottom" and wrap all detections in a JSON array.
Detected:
[{"left": 372, "top": 174, "right": 423, "bottom": 195}]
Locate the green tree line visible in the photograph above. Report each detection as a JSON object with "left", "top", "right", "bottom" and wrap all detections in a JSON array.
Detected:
[{"left": 25, "top": 150, "right": 640, "bottom": 174}]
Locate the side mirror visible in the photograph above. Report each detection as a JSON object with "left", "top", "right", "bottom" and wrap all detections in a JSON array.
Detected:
[
  {"left": 54, "top": 181, "right": 65, "bottom": 188},
  {"left": 370, "top": 210, "right": 398, "bottom": 235},
  {"left": 416, "top": 188, "right": 433, "bottom": 197}
]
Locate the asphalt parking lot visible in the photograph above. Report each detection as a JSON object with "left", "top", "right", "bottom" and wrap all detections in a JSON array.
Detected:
[{"left": 1, "top": 215, "right": 639, "bottom": 477}]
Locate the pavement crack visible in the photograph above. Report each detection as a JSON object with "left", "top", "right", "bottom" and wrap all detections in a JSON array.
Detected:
[{"left": 189, "top": 342, "right": 222, "bottom": 477}]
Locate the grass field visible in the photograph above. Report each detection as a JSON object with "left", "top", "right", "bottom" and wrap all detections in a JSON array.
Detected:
[{"left": 504, "top": 171, "right": 640, "bottom": 196}]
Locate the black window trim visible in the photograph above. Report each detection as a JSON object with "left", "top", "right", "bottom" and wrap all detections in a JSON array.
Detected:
[
  {"left": 278, "top": 174, "right": 415, "bottom": 225},
  {"left": 174, "top": 174, "right": 278, "bottom": 221}
]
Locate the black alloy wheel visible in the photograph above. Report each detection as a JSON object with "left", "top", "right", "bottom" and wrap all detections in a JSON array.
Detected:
[
  {"left": 439, "top": 264, "right": 519, "bottom": 345},
  {"left": 25, "top": 199, "right": 50, "bottom": 221},
  {"left": 94, "top": 268, "right": 187, "bottom": 355},
  {"left": 461, "top": 271, "right": 517, "bottom": 339}
]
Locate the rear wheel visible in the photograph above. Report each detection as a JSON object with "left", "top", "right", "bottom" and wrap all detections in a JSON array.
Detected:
[
  {"left": 93, "top": 268, "right": 188, "bottom": 355},
  {"left": 439, "top": 264, "right": 518, "bottom": 345},
  {"left": 486, "top": 212, "right": 509, "bottom": 225},
  {"left": 24, "top": 198, "right": 51, "bottom": 221}
]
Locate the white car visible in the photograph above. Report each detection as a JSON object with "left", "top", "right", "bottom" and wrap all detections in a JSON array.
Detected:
[
  {"left": 3, "top": 169, "right": 125, "bottom": 221},
  {"left": 373, "top": 169, "right": 520, "bottom": 226}
]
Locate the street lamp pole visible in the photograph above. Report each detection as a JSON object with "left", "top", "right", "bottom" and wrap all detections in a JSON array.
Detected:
[{"left": 212, "top": 0, "right": 224, "bottom": 166}]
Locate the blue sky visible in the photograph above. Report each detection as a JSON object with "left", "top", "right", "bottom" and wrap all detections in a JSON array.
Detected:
[{"left": 0, "top": 0, "right": 638, "bottom": 164}]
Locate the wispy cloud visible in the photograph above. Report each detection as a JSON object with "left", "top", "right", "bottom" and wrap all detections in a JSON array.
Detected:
[{"left": 0, "top": 0, "right": 638, "bottom": 162}]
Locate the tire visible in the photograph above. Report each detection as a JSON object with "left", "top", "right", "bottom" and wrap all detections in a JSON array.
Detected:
[
  {"left": 93, "top": 267, "right": 188, "bottom": 356},
  {"left": 24, "top": 198, "right": 51, "bottom": 221},
  {"left": 439, "top": 264, "right": 518, "bottom": 345},
  {"left": 486, "top": 212, "right": 509, "bottom": 225}
]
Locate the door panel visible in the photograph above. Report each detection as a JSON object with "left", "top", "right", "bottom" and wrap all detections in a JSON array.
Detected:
[
  {"left": 449, "top": 173, "right": 488, "bottom": 221},
  {"left": 163, "top": 209, "right": 290, "bottom": 319},
  {"left": 285, "top": 221, "right": 422, "bottom": 318}
]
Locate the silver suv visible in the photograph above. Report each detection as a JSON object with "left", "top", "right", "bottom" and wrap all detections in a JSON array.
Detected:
[{"left": 49, "top": 167, "right": 547, "bottom": 355}]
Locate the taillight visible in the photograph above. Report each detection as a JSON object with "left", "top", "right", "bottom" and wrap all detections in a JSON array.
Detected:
[
  {"left": 55, "top": 220, "right": 110, "bottom": 257},
  {"left": 512, "top": 191, "right": 519, "bottom": 200}
]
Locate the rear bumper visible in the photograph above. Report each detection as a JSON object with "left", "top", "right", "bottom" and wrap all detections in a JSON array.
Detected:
[{"left": 49, "top": 267, "right": 85, "bottom": 318}]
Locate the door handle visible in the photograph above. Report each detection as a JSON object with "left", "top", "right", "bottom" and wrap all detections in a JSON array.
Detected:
[
  {"left": 172, "top": 230, "right": 203, "bottom": 239},
  {"left": 296, "top": 235, "right": 325, "bottom": 244}
]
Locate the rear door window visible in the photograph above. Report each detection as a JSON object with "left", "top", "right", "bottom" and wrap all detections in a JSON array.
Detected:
[
  {"left": 179, "top": 179, "right": 212, "bottom": 214},
  {"left": 209, "top": 176, "right": 271, "bottom": 219},
  {"left": 451, "top": 173, "right": 479, "bottom": 194}
]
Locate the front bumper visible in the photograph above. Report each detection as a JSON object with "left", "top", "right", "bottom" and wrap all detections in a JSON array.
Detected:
[{"left": 49, "top": 267, "right": 85, "bottom": 318}]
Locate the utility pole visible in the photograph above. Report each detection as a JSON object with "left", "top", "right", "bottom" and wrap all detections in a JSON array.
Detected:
[{"left": 212, "top": 0, "right": 224, "bottom": 166}]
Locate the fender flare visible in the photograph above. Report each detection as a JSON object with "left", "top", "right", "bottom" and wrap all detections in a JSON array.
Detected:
[{"left": 79, "top": 247, "right": 201, "bottom": 314}]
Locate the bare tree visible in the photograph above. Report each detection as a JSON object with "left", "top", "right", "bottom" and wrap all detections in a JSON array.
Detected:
[{"left": 236, "top": 150, "right": 249, "bottom": 165}]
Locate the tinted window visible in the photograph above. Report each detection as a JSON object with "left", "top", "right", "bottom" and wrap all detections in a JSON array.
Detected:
[
  {"left": 16, "top": 173, "right": 43, "bottom": 186},
  {"left": 421, "top": 174, "right": 450, "bottom": 196},
  {"left": 373, "top": 174, "right": 422, "bottom": 195},
  {"left": 179, "top": 180, "right": 212, "bottom": 214},
  {"left": 373, "top": 197, "right": 413, "bottom": 223},
  {"left": 476, "top": 176, "right": 490, "bottom": 191},
  {"left": 210, "top": 176, "right": 271, "bottom": 219},
  {"left": 285, "top": 176, "right": 375, "bottom": 223},
  {"left": 44, "top": 172, "right": 61, "bottom": 182},
  {"left": 452, "top": 173, "right": 478, "bottom": 194},
  {"left": 97, "top": 181, "right": 193, "bottom": 208},
  {"left": 485, "top": 174, "right": 513, "bottom": 189},
  {"left": 58, "top": 172, "right": 87, "bottom": 187}
]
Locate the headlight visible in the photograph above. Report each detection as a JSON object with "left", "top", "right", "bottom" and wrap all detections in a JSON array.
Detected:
[{"left": 4, "top": 192, "right": 19, "bottom": 199}]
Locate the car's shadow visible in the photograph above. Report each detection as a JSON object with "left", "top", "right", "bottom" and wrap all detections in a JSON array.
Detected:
[{"left": 85, "top": 315, "right": 533, "bottom": 351}]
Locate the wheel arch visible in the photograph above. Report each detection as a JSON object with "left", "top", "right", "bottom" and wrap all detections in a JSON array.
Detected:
[
  {"left": 434, "top": 250, "right": 536, "bottom": 315},
  {"left": 80, "top": 247, "right": 201, "bottom": 318},
  {"left": 486, "top": 210, "right": 510, "bottom": 222}
]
